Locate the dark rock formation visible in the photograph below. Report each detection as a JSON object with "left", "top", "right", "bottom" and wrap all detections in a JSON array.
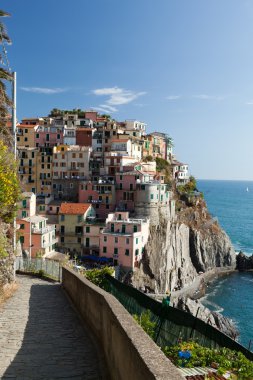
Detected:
[
  {"left": 236, "top": 251, "right": 253, "bottom": 271},
  {"left": 172, "top": 296, "right": 238, "bottom": 339}
]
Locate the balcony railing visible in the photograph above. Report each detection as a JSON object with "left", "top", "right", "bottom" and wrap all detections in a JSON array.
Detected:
[{"left": 32, "top": 225, "right": 55, "bottom": 234}]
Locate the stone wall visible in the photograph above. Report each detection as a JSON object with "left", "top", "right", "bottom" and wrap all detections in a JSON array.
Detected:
[{"left": 62, "top": 266, "right": 183, "bottom": 380}]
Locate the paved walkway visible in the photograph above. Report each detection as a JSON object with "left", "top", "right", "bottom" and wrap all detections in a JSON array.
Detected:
[{"left": 0, "top": 275, "right": 104, "bottom": 380}]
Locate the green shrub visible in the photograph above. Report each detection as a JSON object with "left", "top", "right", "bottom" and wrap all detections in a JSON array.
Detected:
[
  {"left": 84, "top": 266, "right": 114, "bottom": 291},
  {"left": 133, "top": 310, "right": 157, "bottom": 339},
  {"left": 163, "top": 342, "right": 253, "bottom": 378}
]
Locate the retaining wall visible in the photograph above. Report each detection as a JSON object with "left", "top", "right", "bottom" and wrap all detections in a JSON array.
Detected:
[{"left": 62, "top": 266, "right": 183, "bottom": 380}]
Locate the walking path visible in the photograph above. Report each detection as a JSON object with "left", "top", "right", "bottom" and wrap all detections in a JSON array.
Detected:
[{"left": 0, "top": 275, "right": 104, "bottom": 380}]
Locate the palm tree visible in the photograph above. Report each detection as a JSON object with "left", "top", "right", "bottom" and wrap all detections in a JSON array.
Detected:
[{"left": 0, "top": 9, "right": 12, "bottom": 135}]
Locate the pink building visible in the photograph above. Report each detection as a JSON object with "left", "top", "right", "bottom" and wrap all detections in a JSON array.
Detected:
[
  {"left": 17, "top": 216, "right": 57, "bottom": 258},
  {"left": 35, "top": 126, "right": 63, "bottom": 148},
  {"left": 79, "top": 181, "right": 115, "bottom": 220},
  {"left": 99, "top": 211, "right": 150, "bottom": 269}
]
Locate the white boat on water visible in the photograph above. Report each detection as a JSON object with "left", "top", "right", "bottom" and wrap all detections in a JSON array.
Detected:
[{"left": 246, "top": 187, "right": 249, "bottom": 192}]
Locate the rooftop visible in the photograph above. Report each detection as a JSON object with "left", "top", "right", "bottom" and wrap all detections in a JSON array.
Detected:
[{"left": 59, "top": 203, "right": 91, "bottom": 215}]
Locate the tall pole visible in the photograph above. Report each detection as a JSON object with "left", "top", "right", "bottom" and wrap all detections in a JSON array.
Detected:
[
  {"left": 12, "top": 72, "right": 17, "bottom": 277},
  {"left": 12, "top": 72, "right": 17, "bottom": 158}
]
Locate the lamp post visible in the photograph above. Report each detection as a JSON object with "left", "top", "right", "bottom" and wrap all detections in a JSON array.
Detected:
[{"left": 12, "top": 72, "right": 17, "bottom": 277}]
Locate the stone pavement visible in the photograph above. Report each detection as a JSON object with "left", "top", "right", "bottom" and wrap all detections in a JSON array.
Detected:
[{"left": 0, "top": 275, "right": 104, "bottom": 380}]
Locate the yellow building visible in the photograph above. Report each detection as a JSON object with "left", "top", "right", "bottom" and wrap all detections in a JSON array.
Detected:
[
  {"left": 36, "top": 148, "right": 53, "bottom": 197},
  {"left": 18, "top": 147, "right": 39, "bottom": 193},
  {"left": 16, "top": 124, "right": 38, "bottom": 148},
  {"left": 58, "top": 203, "right": 96, "bottom": 255}
]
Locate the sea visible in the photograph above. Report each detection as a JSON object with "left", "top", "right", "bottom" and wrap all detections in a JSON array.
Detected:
[{"left": 197, "top": 180, "right": 253, "bottom": 349}]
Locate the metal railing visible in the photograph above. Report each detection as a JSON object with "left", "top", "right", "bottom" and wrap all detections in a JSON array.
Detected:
[{"left": 15, "top": 257, "right": 62, "bottom": 282}]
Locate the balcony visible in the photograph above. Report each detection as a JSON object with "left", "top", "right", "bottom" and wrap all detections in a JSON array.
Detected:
[{"left": 32, "top": 225, "right": 55, "bottom": 234}]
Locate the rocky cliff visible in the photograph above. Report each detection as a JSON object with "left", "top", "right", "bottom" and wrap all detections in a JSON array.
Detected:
[
  {"left": 172, "top": 296, "right": 238, "bottom": 339},
  {"left": 131, "top": 199, "right": 236, "bottom": 294}
]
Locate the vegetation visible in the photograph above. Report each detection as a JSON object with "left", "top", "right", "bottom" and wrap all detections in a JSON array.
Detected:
[
  {"left": 177, "top": 175, "right": 197, "bottom": 194},
  {"left": 0, "top": 139, "right": 20, "bottom": 222},
  {"left": 0, "top": 9, "right": 12, "bottom": 134},
  {"left": 83, "top": 266, "right": 114, "bottom": 291},
  {"left": 155, "top": 157, "right": 172, "bottom": 183},
  {"left": 133, "top": 310, "right": 157, "bottom": 339},
  {"left": 163, "top": 341, "right": 253, "bottom": 379}
]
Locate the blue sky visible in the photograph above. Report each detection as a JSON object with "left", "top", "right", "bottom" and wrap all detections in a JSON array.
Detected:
[{"left": 2, "top": 0, "right": 253, "bottom": 180}]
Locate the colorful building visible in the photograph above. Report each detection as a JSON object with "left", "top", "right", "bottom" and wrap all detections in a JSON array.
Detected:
[
  {"left": 58, "top": 203, "right": 96, "bottom": 255},
  {"left": 18, "top": 215, "right": 57, "bottom": 258},
  {"left": 99, "top": 211, "right": 150, "bottom": 269}
]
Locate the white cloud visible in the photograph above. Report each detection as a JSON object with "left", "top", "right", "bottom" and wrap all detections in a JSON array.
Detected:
[
  {"left": 192, "top": 94, "right": 224, "bottom": 100},
  {"left": 20, "top": 87, "right": 66, "bottom": 94},
  {"left": 100, "top": 104, "right": 118, "bottom": 112},
  {"left": 246, "top": 101, "right": 253, "bottom": 105},
  {"left": 93, "top": 87, "right": 122, "bottom": 96},
  {"left": 91, "top": 106, "right": 116, "bottom": 114},
  {"left": 92, "top": 86, "right": 146, "bottom": 106},
  {"left": 166, "top": 95, "right": 181, "bottom": 100}
]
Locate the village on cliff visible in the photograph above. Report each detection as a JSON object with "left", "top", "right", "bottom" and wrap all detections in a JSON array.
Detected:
[{"left": 14, "top": 109, "right": 190, "bottom": 270}]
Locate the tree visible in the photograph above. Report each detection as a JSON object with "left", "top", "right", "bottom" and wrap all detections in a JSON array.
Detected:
[
  {"left": 0, "top": 10, "right": 20, "bottom": 221},
  {"left": 0, "top": 10, "right": 12, "bottom": 134}
]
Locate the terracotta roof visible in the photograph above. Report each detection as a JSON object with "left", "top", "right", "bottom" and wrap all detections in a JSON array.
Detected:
[
  {"left": 59, "top": 203, "right": 90, "bottom": 215},
  {"left": 17, "top": 124, "right": 38, "bottom": 128}
]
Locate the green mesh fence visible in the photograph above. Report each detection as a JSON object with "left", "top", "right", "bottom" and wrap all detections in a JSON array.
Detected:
[{"left": 106, "top": 275, "right": 253, "bottom": 361}]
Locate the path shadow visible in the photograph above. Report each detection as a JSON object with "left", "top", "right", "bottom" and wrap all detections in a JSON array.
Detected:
[{"left": 3, "top": 282, "right": 104, "bottom": 380}]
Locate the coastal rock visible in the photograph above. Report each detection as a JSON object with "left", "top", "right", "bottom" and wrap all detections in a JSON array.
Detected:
[
  {"left": 236, "top": 251, "right": 253, "bottom": 271},
  {"left": 131, "top": 205, "right": 236, "bottom": 294},
  {"left": 172, "top": 296, "right": 238, "bottom": 339}
]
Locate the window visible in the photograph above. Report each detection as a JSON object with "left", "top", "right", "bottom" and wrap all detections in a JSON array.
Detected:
[
  {"left": 57, "top": 134, "right": 60, "bottom": 139},
  {"left": 47, "top": 164, "right": 50, "bottom": 169},
  {"left": 85, "top": 238, "right": 89, "bottom": 247},
  {"left": 115, "top": 237, "right": 118, "bottom": 243},
  {"left": 75, "top": 226, "right": 82, "bottom": 234},
  {"left": 122, "top": 225, "right": 126, "bottom": 233},
  {"left": 119, "top": 183, "right": 122, "bottom": 190},
  {"left": 79, "top": 153, "right": 83, "bottom": 158},
  {"left": 60, "top": 226, "right": 65, "bottom": 233},
  {"left": 135, "top": 249, "right": 139, "bottom": 256},
  {"left": 36, "top": 133, "right": 39, "bottom": 138},
  {"left": 125, "top": 249, "right": 129, "bottom": 256},
  {"left": 20, "top": 236, "right": 24, "bottom": 243},
  {"left": 103, "top": 246, "right": 107, "bottom": 253},
  {"left": 104, "top": 236, "right": 107, "bottom": 242},
  {"left": 61, "top": 215, "right": 65, "bottom": 221},
  {"left": 86, "top": 226, "right": 90, "bottom": 233},
  {"left": 60, "top": 237, "right": 64, "bottom": 243},
  {"left": 72, "top": 153, "right": 76, "bottom": 158},
  {"left": 25, "top": 129, "right": 28, "bottom": 133},
  {"left": 24, "top": 137, "right": 28, "bottom": 142},
  {"left": 77, "top": 237, "right": 81, "bottom": 243},
  {"left": 130, "top": 184, "right": 133, "bottom": 191},
  {"left": 150, "top": 194, "right": 154, "bottom": 200},
  {"left": 120, "top": 175, "right": 123, "bottom": 180},
  {"left": 114, "top": 248, "right": 118, "bottom": 255},
  {"left": 77, "top": 215, "right": 82, "bottom": 223},
  {"left": 106, "top": 204, "right": 109, "bottom": 209},
  {"left": 22, "top": 211, "right": 27, "bottom": 218},
  {"left": 136, "top": 238, "right": 138, "bottom": 244},
  {"left": 133, "top": 225, "right": 137, "bottom": 233},
  {"left": 111, "top": 223, "right": 114, "bottom": 232},
  {"left": 22, "top": 200, "right": 27, "bottom": 208},
  {"left": 126, "top": 238, "right": 129, "bottom": 244}
]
